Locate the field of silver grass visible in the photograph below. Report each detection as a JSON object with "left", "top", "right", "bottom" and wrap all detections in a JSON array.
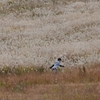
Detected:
[{"left": 0, "top": 0, "right": 100, "bottom": 68}]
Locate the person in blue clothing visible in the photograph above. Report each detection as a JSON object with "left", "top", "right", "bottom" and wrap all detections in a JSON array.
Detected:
[{"left": 50, "top": 58, "right": 64, "bottom": 73}]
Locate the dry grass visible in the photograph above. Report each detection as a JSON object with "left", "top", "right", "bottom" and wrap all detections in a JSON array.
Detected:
[
  {"left": 1, "top": 84, "right": 100, "bottom": 100},
  {"left": 0, "top": 0, "right": 100, "bottom": 67},
  {"left": 0, "top": 64, "right": 100, "bottom": 100},
  {"left": 0, "top": 1, "right": 100, "bottom": 99}
]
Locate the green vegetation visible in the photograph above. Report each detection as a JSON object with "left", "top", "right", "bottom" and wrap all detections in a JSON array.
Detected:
[{"left": 0, "top": 66, "right": 45, "bottom": 75}]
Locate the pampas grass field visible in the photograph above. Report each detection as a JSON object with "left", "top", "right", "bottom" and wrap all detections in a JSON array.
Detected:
[
  {"left": 0, "top": 0, "right": 100, "bottom": 99},
  {"left": 0, "top": 0, "right": 100, "bottom": 67}
]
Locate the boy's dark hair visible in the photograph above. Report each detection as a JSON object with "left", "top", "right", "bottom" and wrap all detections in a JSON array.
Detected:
[{"left": 58, "top": 58, "right": 61, "bottom": 61}]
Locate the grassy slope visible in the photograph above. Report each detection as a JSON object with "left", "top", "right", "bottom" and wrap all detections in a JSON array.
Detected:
[
  {"left": 0, "top": 1, "right": 100, "bottom": 99},
  {"left": 0, "top": 0, "right": 100, "bottom": 67},
  {"left": 0, "top": 84, "right": 100, "bottom": 100},
  {"left": 0, "top": 65, "right": 100, "bottom": 100}
]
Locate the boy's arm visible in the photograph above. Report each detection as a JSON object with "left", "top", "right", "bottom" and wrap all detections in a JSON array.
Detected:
[
  {"left": 50, "top": 64, "right": 54, "bottom": 69},
  {"left": 59, "top": 65, "right": 64, "bottom": 67}
]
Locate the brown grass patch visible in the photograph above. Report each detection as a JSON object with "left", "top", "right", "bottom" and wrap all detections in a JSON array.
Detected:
[{"left": 0, "top": 64, "right": 100, "bottom": 99}]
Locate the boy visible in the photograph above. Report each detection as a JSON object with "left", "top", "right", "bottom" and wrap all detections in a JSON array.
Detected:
[{"left": 50, "top": 58, "right": 64, "bottom": 73}]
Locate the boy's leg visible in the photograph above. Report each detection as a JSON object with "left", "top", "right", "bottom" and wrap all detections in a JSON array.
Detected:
[{"left": 53, "top": 68, "right": 57, "bottom": 74}]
